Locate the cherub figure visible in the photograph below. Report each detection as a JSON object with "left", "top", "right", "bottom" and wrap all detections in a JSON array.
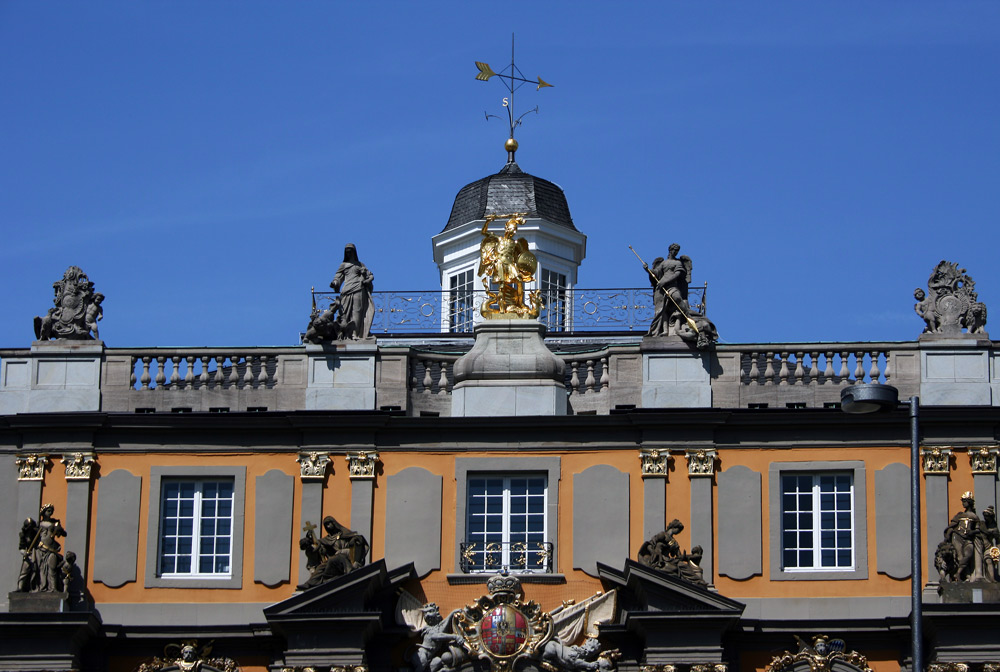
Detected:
[
  {"left": 85, "top": 293, "right": 104, "bottom": 340},
  {"left": 914, "top": 288, "right": 936, "bottom": 333}
]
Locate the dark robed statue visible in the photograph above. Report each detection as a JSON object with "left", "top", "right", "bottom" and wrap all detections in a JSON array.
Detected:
[
  {"left": 634, "top": 243, "right": 718, "bottom": 350},
  {"left": 296, "top": 515, "right": 369, "bottom": 590},
  {"left": 637, "top": 518, "right": 707, "bottom": 587},
  {"left": 16, "top": 504, "right": 70, "bottom": 593},
  {"left": 303, "top": 243, "right": 375, "bottom": 343}
]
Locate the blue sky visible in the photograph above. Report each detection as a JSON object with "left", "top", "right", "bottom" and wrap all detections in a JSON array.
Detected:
[{"left": 2, "top": 3, "right": 998, "bottom": 346}]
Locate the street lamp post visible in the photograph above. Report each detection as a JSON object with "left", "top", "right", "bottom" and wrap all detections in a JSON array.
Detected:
[{"left": 841, "top": 383, "right": 922, "bottom": 672}]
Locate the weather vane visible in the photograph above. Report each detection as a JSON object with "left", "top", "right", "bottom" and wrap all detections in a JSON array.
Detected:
[{"left": 474, "top": 34, "right": 552, "bottom": 159}]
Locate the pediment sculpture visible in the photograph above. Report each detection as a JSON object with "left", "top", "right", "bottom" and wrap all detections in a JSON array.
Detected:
[
  {"left": 135, "top": 640, "right": 239, "bottom": 672},
  {"left": 765, "top": 635, "right": 873, "bottom": 672},
  {"left": 296, "top": 516, "right": 369, "bottom": 590},
  {"left": 636, "top": 519, "right": 708, "bottom": 587},
  {"left": 33, "top": 265, "right": 104, "bottom": 341}
]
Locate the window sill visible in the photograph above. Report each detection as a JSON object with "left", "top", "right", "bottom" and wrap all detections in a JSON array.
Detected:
[
  {"left": 446, "top": 573, "right": 566, "bottom": 585},
  {"left": 145, "top": 575, "right": 242, "bottom": 589},
  {"left": 772, "top": 568, "right": 867, "bottom": 581}
]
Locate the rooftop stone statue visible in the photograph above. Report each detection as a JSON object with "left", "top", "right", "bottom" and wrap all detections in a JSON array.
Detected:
[
  {"left": 638, "top": 243, "right": 718, "bottom": 350},
  {"left": 33, "top": 265, "right": 104, "bottom": 341},
  {"left": 303, "top": 244, "right": 375, "bottom": 343},
  {"left": 915, "top": 260, "right": 987, "bottom": 336}
]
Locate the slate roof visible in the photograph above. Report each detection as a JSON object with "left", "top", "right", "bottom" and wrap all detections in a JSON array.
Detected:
[{"left": 442, "top": 160, "right": 576, "bottom": 232}]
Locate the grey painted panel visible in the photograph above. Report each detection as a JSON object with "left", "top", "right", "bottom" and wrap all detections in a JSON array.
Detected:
[
  {"left": 925, "top": 474, "right": 949, "bottom": 583},
  {"left": 95, "top": 601, "right": 271, "bottom": 627},
  {"left": 299, "top": 481, "right": 323, "bottom": 586},
  {"left": 690, "top": 477, "right": 714, "bottom": 583},
  {"left": 385, "top": 467, "right": 442, "bottom": 576},
  {"left": 351, "top": 480, "right": 374, "bottom": 565},
  {"left": 642, "top": 477, "right": 665, "bottom": 541},
  {"left": 738, "top": 595, "right": 911, "bottom": 620},
  {"left": 768, "top": 461, "right": 868, "bottom": 581},
  {"left": 0, "top": 455, "right": 21, "bottom": 611},
  {"left": 718, "top": 465, "right": 762, "bottom": 580},
  {"left": 454, "top": 457, "right": 560, "bottom": 573},
  {"left": 65, "top": 480, "right": 92, "bottom": 582},
  {"left": 254, "top": 469, "right": 293, "bottom": 587},
  {"left": 144, "top": 466, "right": 246, "bottom": 589},
  {"left": 573, "top": 465, "right": 629, "bottom": 576},
  {"left": 875, "top": 463, "right": 911, "bottom": 579},
  {"left": 93, "top": 469, "right": 141, "bottom": 587},
  {"left": 975, "top": 472, "right": 997, "bottom": 517}
]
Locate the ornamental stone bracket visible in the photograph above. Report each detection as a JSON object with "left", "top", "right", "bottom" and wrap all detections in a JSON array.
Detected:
[
  {"left": 640, "top": 449, "right": 670, "bottom": 477},
  {"left": 685, "top": 449, "right": 717, "bottom": 477},
  {"left": 641, "top": 665, "right": 728, "bottom": 672},
  {"left": 15, "top": 454, "right": 47, "bottom": 481},
  {"left": 62, "top": 453, "right": 96, "bottom": 480},
  {"left": 297, "top": 452, "right": 331, "bottom": 481},
  {"left": 923, "top": 447, "right": 953, "bottom": 475},
  {"left": 345, "top": 451, "right": 379, "bottom": 480},
  {"left": 969, "top": 446, "right": 1000, "bottom": 475}
]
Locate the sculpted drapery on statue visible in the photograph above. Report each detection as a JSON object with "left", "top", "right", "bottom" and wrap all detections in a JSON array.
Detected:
[
  {"left": 33, "top": 265, "right": 104, "bottom": 341},
  {"left": 636, "top": 518, "right": 708, "bottom": 587},
  {"left": 935, "top": 491, "right": 1000, "bottom": 585},
  {"left": 634, "top": 243, "right": 718, "bottom": 349},
  {"left": 296, "top": 515, "right": 369, "bottom": 590},
  {"left": 16, "top": 504, "right": 69, "bottom": 593},
  {"left": 303, "top": 243, "right": 375, "bottom": 343},
  {"left": 478, "top": 213, "right": 542, "bottom": 319}
]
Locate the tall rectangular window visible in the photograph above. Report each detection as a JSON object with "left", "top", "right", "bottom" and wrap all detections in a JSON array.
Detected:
[
  {"left": 159, "top": 479, "right": 234, "bottom": 577},
  {"left": 541, "top": 269, "right": 567, "bottom": 331},
  {"left": 781, "top": 473, "right": 854, "bottom": 571},
  {"left": 464, "top": 474, "right": 549, "bottom": 573},
  {"left": 449, "top": 269, "right": 475, "bottom": 332}
]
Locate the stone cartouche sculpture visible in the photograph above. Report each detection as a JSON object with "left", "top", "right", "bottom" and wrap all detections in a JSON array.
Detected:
[
  {"left": 916, "top": 260, "right": 988, "bottom": 335},
  {"left": 638, "top": 243, "right": 718, "bottom": 349},
  {"left": 296, "top": 516, "right": 369, "bottom": 590},
  {"left": 304, "top": 244, "right": 374, "bottom": 343},
  {"left": 478, "top": 213, "right": 542, "bottom": 319},
  {"left": 16, "top": 504, "right": 68, "bottom": 593},
  {"left": 33, "top": 266, "right": 104, "bottom": 341},
  {"left": 636, "top": 518, "right": 708, "bottom": 587},
  {"left": 407, "top": 603, "right": 468, "bottom": 672}
]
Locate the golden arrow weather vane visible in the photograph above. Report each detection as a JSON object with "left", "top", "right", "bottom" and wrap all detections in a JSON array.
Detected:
[{"left": 474, "top": 34, "right": 553, "bottom": 149}]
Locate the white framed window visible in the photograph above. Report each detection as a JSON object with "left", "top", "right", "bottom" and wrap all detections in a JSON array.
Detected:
[
  {"left": 463, "top": 473, "right": 550, "bottom": 573},
  {"left": 449, "top": 269, "right": 475, "bottom": 332},
  {"left": 540, "top": 269, "right": 567, "bottom": 331},
  {"left": 158, "top": 479, "right": 234, "bottom": 578},
  {"left": 145, "top": 466, "right": 245, "bottom": 588},
  {"left": 781, "top": 473, "right": 854, "bottom": 571}
]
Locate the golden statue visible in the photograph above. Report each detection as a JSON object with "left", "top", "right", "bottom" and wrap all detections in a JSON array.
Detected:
[{"left": 478, "top": 213, "right": 542, "bottom": 319}]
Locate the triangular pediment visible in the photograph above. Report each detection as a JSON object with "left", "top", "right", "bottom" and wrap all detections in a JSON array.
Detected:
[
  {"left": 598, "top": 560, "right": 745, "bottom": 615},
  {"left": 264, "top": 560, "right": 415, "bottom": 618}
]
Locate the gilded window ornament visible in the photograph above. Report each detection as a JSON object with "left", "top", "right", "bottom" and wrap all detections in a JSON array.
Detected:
[
  {"left": 922, "top": 447, "right": 952, "bottom": 475},
  {"left": 346, "top": 451, "right": 378, "bottom": 480},
  {"left": 685, "top": 449, "right": 716, "bottom": 477},
  {"left": 135, "top": 640, "right": 240, "bottom": 672},
  {"left": 15, "top": 454, "right": 46, "bottom": 481},
  {"left": 61, "top": 453, "right": 95, "bottom": 480},
  {"left": 764, "top": 635, "right": 873, "bottom": 672},
  {"left": 640, "top": 449, "right": 669, "bottom": 477},
  {"left": 969, "top": 446, "right": 999, "bottom": 475},
  {"left": 297, "top": 452, "right": 331, "bottom": 481}
]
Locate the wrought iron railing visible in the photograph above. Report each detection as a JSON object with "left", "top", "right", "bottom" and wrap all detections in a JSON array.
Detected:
[
  {"left": 459, "top": 540, "right": 554, "bottom": 574},
  {"left": 311, "top": 285, "right": 707, "bottom": 335}
]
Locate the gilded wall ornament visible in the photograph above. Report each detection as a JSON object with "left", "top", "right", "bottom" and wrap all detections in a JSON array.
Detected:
[
  {"left": 62, "top": 453, "right": 95, "bottom": 480},
  {"left": 970, "top": 446, "right": 999, "bottom": 475},
  {"left": 134, "top": 640, "right": 240, "bottom": 672},
  {"left": 685, "top": 449, "right": 716, "bottom": 477},
  {"left": 297, "top": 452, "right": 331, "bottom": 480},
  {"left": 764, "top": 636, "right": 872, "bottom": 672},
  {"left": 640, "top": 449, "right": 669, "bottom": 477},
  {"left": 16, "top": 454, "right": 47, "bottom": 481},
  {"left": 922, "top": 447, "right": 952, "bottom": 474},
  {"left": 345, "top": 451, "right": 378, "bottom": 479}
]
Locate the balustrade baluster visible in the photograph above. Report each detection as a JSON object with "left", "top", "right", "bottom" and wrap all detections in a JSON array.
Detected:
[
  {"left": 778, "top": 352, "right": 789, "bottom": 385},
  {"left": 855, "top": 351, "right": 865, "bottom": 383},
  {"left": 570, "top": 362, "right": 580, "bottom": 394},
  {"left": 170, "top": 356, "right": 181, "bottom": 388},
  {"left": 259, "top": 355, "right": 270, "bottom": 388},
  {"left": 748, "top": 353, "right": 759, "bottom": 385},
  {"left": 825, "top": 352, "right": 835, "bottom": 383},
  {"left": 884, "top": 351, "right": 892, "bottom": 383},
  {"left": 809, "top": 352, "right": 819, "bottom": 385},
  {"left": 793, "top": 353, "right": 804, "bottom": 385},
  {"left": 438, "top": 360, "right": 448, "bottom": 394},
  {"left": 155, "top": 357, "right": 166, "bottom": 388},
  {"left": 229, "top": 355, "right": 241, "bottom": 387},
  {"left": 869, "top": 350, "right": 880, "bottom": 384},
  {"left": 215, "top": 357, "right": 226, "bottom": 387},
  {"left": 141, "top": 357, "right": 151, "bottom": 391},
  {"left": 245, "top": 355, "right": 255, "bottom": 388},
  {"left": 422, "top": 359, "right": 433, "bottom": 394},
  {"left": 130, "top": 356, "right": 137, "bottom": 390},
  {"left": 839, "top": 352, "right": 850, "bottom": 383},
  {"left": 185, "top": 356, "right": 195, "bottom": 388},
  {"left": 764, "top": 352, "right": 775, "bottom": 385},
  {"left": 600, "top": 356, "right": 609, "bottom": 391},
  {"left": 585, "top": 360, "right": 596, "bottom": 392},
  {"left": 200, "top": 357, "right": 210, "bottom": 388}
]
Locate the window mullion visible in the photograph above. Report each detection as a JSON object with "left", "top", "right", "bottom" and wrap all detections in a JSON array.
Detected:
[
  {"left": 812, "top": 478, "right": 822, "bottom": 568},
  {"left": 502, "top": 476, "right": 512, "bottom": 568},
  {"left": 192, "top": 485, "right": 203, "bottom": 574}
]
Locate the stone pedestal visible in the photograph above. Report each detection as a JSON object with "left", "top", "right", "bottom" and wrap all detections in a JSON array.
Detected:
[
  {"left": 640, "top": 337, "right": 712, "bottom": 408},
  {"left": 8, "top": 591, "right": 69, "bottom": 613},
  {"left": 0, "top": 341, "right": 103, "bottom": 414},
  {"left": 940, "top": 581, "right": 1000, "bottom": 604},
  {"left": 451, "top": 320, "right": 566, "bottom": 416},
  {"left": 304, "top": 342, "right": 377, "bottom": 410},
  {"left": 918, "top": 334, "right": 993, "bottom": 406}
]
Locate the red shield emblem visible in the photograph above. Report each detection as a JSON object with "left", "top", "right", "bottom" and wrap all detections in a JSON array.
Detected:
[{"left": 480, "top": 604, "right": 528, "bottom": 656}]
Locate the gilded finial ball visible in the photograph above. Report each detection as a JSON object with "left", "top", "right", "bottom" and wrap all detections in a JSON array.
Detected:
[{"left": 505, "top": 137, "right": 518, "bottom": 153}]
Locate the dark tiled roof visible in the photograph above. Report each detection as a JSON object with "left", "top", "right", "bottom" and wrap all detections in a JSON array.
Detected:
[{"left": 442, "top": 161, "right": 576, "bottom": 232}]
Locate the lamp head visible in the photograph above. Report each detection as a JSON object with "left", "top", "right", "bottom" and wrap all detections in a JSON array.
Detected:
[{"left": 840, "top": 383, "right": 900, "bottom": 414}]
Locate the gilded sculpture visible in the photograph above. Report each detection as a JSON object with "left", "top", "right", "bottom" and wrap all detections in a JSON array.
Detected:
[{"left": 478, "top": 214, "right": 542, "bottom": 319}]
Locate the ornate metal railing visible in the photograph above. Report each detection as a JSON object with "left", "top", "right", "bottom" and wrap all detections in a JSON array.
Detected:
[
  {"left": 311, "top": 285, "right": 706, "bottom": 335},
  {"left": 459, "top": 540, "right": 554, "bottom": 574}
]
